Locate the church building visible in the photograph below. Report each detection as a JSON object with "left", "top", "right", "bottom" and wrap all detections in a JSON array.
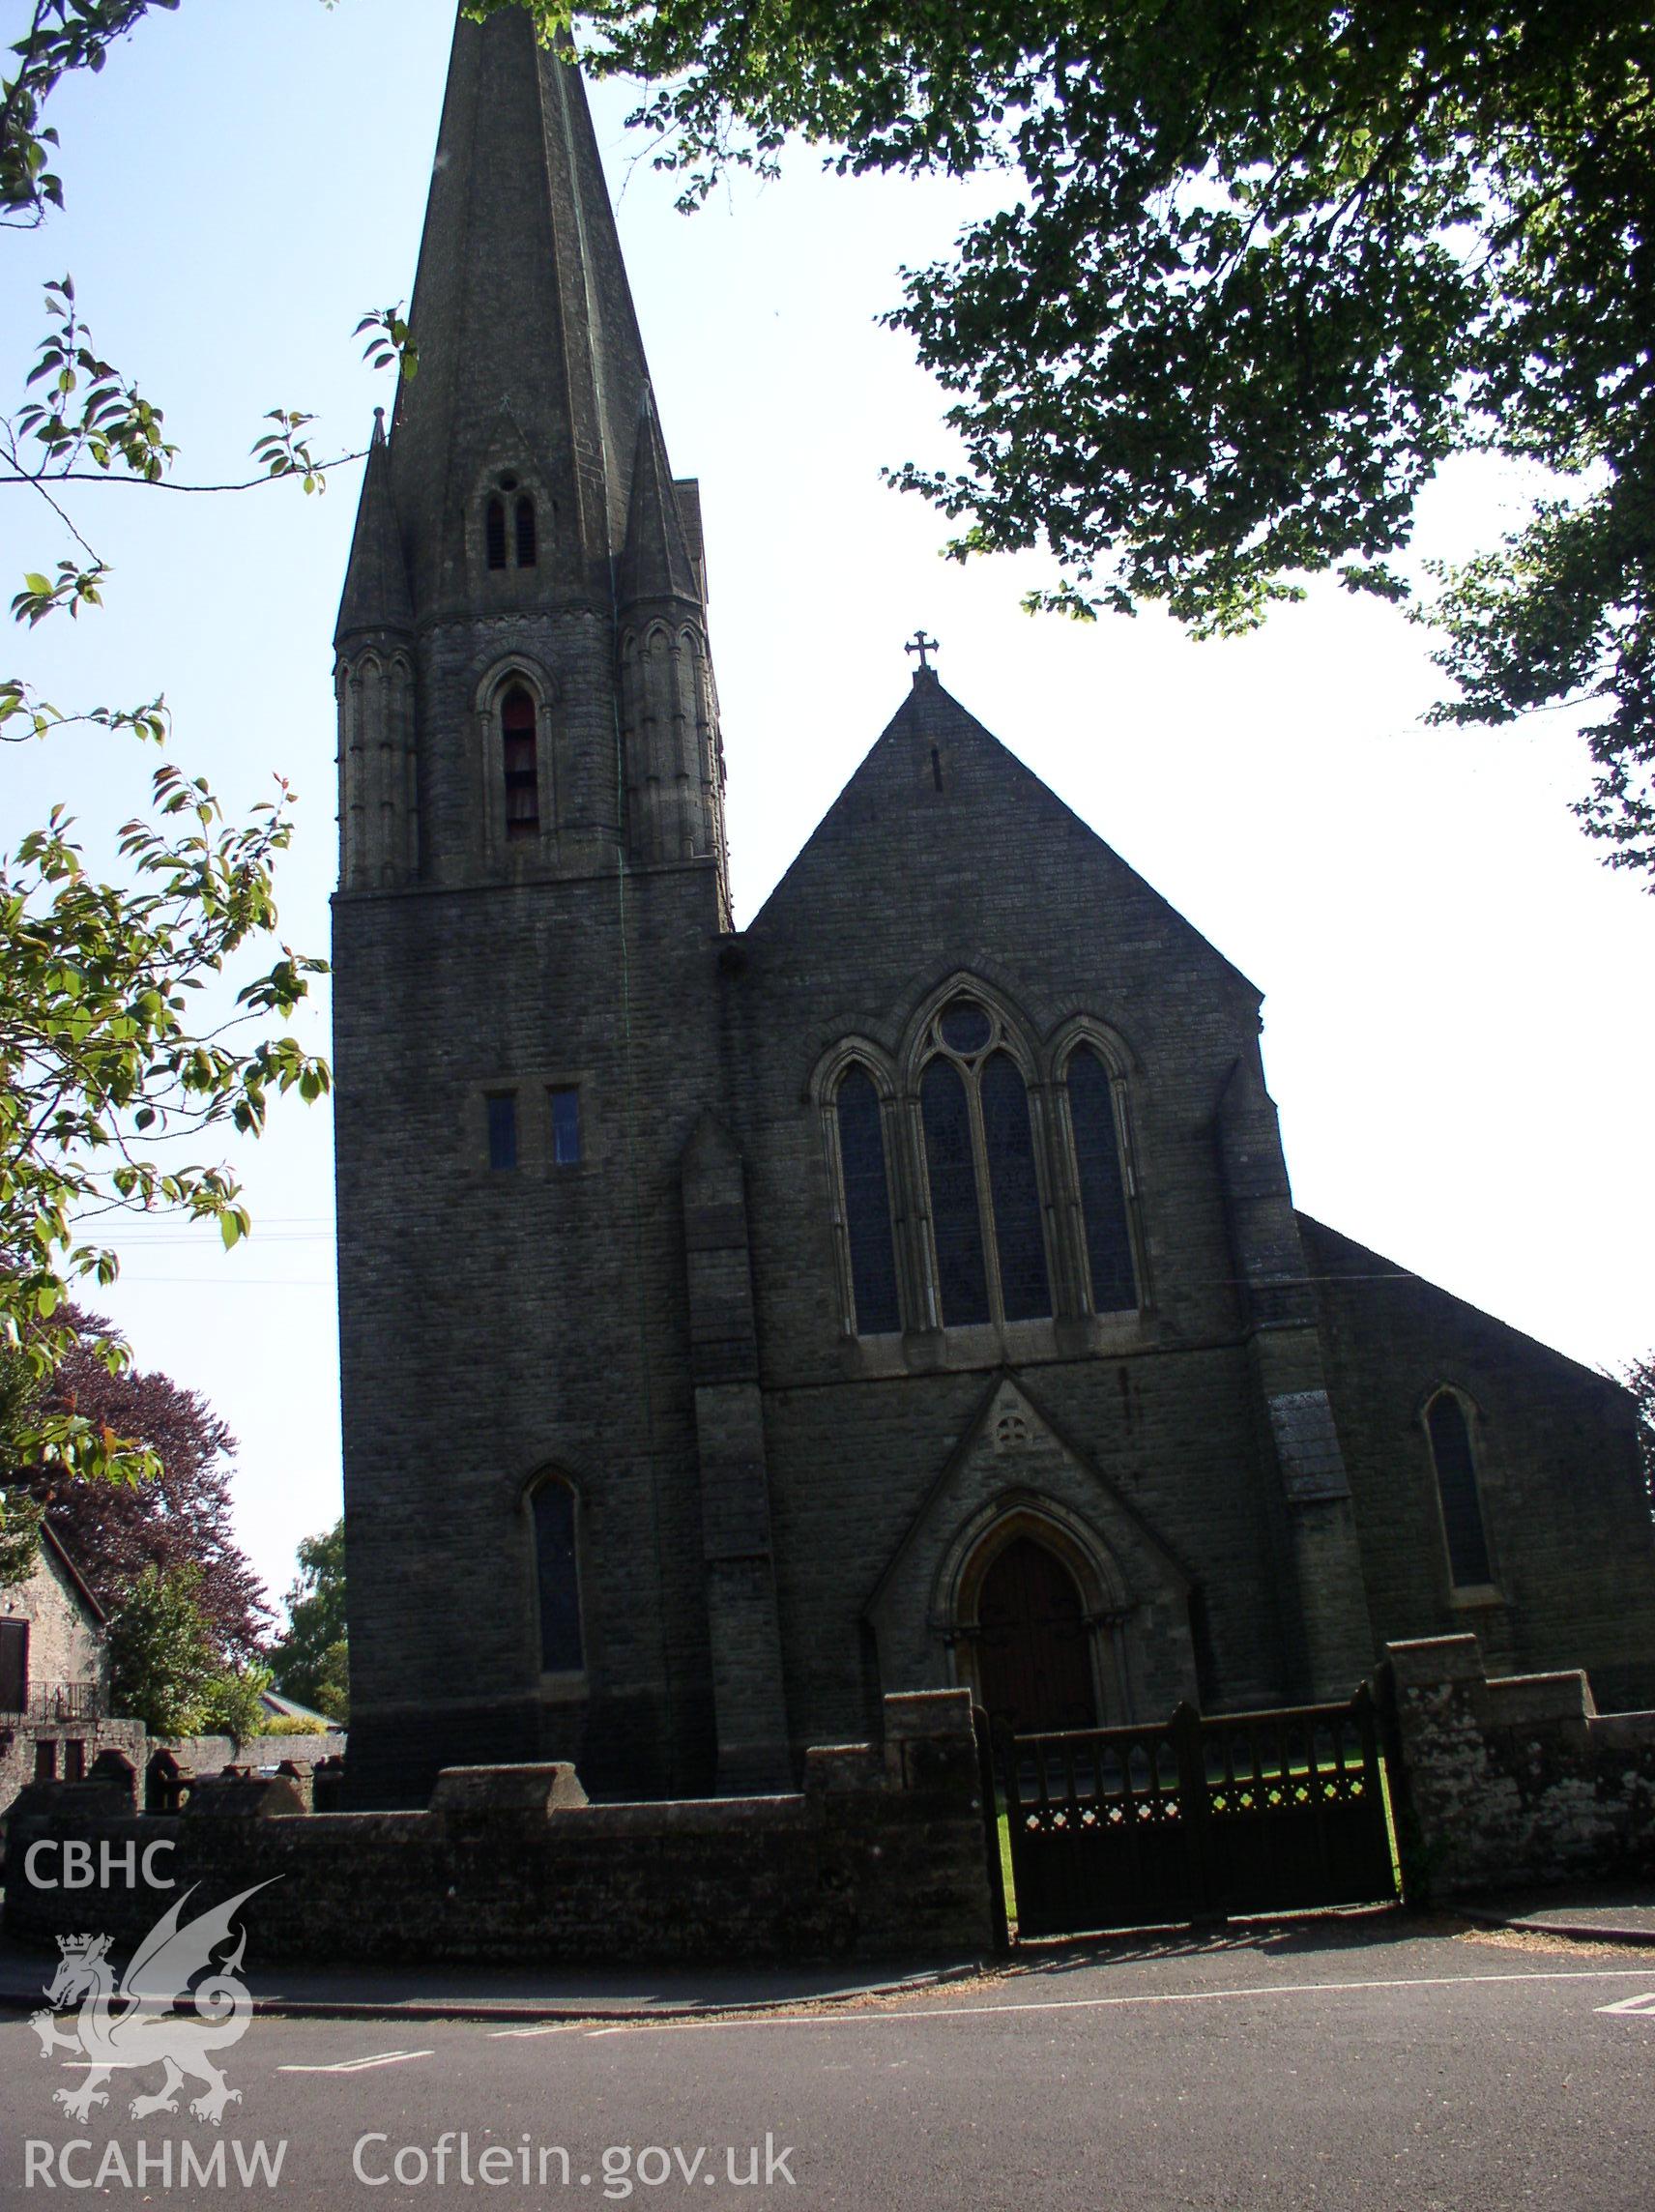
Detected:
[{"left": 332, "top": 10, "right": 1655, "bottom": 1806}]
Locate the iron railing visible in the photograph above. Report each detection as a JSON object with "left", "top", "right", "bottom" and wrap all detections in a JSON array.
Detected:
[{"left": 0, "top": 1682, "right": 105, "bottom": 1725}]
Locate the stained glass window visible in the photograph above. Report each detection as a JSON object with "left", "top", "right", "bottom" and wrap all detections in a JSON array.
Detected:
[
  {"left": 534, "top": 1481, "right": 584, "bottom": 1674},
  {"left": 502, "top": 686, "right": 538, "bottom": 840},
  {"left": 1427, "top": 1395, "right": 1494, "bottom": 1586},
  {"left": 921, "top": 1058, "right": 991, "bottom": 1325},
  {"left": 1068, "top": 1046, "right": 1137, "bottom": 1311},
  {"left": 835, "top": 1066, "right": 901, "bottom": 1335},
  {"left": 980, "top": 1053, "right": 1051, "bottom": 1321}
]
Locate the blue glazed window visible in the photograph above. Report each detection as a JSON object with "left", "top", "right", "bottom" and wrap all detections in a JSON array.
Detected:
[
  {"left": 1426, "top": 1394, "right": 1494, "bottom": 1587},
  {"left": 533, "top": 1481, "right": 584, "bottom": 1674},
  {"left": 835, "top": 1065, "right": 901, "bottom": 1335},
  {"left": 940, "top": 998, "right": 993, "bottom": 1055},
  {"left": 921, "top": 1058, "right": 991, "bottom": 1325},
  {"left": 1068, "top": 1047, "right": 1137, "bottom": 1312},
  {"left": 550, "top": 1087, "right": 582, "bottom": 1167},
  {"left": 486, "top": 1094, "right": 518, "bottom": 1172},
  {"left": 980, "top": 1053, "right": 1051, "bottom": 1321}
]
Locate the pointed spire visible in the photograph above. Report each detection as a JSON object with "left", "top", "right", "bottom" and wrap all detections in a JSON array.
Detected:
[
  {"left": 335, "top": 409, "right": 414, "bottom": 645},
  {"left": 388, "top": 9, "right": 654, "bottom": 608},
  {"left": 618, "top": 392, "right": 702, "bottom": 608}
]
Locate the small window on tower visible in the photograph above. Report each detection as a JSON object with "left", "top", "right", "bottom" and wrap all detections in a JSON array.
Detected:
[
  {"left": 502, "top": 686, "right": 538, "bottom": 841},
  {"left": 533, "top": 1478, "right": 584, "bottom": 1674},
  {"left": 485, "top": 496, "right": 508, "bottom": 570},
  {"left": 487, "top": 1093, "right": 518, "bottom": 1172},
  {"left": 550, "top": 1087, "right": 582, "bottom": 1167},
  {"left": 515, "top": 496, "right": 537, "bottom": 568}
]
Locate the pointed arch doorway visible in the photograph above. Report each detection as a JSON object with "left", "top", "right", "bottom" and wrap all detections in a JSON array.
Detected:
[{"left": 971, "top": 1534, "right": 1100, "bottom": 1735}]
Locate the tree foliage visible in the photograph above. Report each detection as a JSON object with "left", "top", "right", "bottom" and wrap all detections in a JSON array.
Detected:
[
  {"left": 1, "top": 3, "right": 176, "bottom": 227},
  {"left": 195, "top": 1655, "right": 274, "bottom": 1745},
  {"left": 1, "top": 9, "right": 419, "bottom": 1485},
  {"left": 1628, "top": 1354, "right": 1655, "bottom": 1520},
  {"left": 493, "top": 0, "right": 1655, "bottom": 876},
  {"left": 20, "top": 1307, "right": 271, "bottom": 1656},
  {"left": 105, "top": 1560, "right": 216, "bottom": 1736},
  {"left": 269, "top": 1517, "right": 346, "bottom": 1723},
  {"left": 105, "top": 1562, "right": 271, "bottom": 1742}
]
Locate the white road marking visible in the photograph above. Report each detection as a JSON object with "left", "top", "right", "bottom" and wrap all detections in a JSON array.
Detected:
[
  {"left": 582, "top": 1966, "right": 1655, "bottom": 2037},
  {"left": 1597, "top": 1991, "right": 1655, "bottom": 2016},
  {"left": 278, "top": 2049, "right": 435, "bottom": 2074},
  {"left": 488, "top": 2023, "right": 599, "bottom": 2040}
]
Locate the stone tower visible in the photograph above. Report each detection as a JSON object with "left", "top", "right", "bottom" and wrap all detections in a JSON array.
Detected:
[{"left": 332, "top": 10, "right": 778, "bottom": 1804}]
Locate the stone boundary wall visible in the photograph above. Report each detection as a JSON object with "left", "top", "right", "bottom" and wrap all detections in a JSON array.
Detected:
[
  {"left": 160, "top": 1732, "right": 348, "bottom": 1777},
  {"left": 0, "top": 1719, "right": 147, "bottom": 1831},
  {"left": 1, "top": 1725, "right": 348, "bottom": 1828},
  {"left": 3, "top": 1691, "right": 999, "bottom": 1965},
  {"left": 1382, "top": 1634, "right": 1655, "bottom": 1897}
]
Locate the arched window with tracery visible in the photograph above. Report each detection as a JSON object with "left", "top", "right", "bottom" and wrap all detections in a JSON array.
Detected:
[
  {"left": 532, "top": 1477, "right": 584, "bottom": 1674},
  {"left": 833, "top": 1063, "right": 901, "bottom": 1336},
  {"left": 1425, "top": 1390, "right": 1494, "bottom": 1587},
  {"left": 515, "top": 496, "right": 537, "bottom": 568},
  {"left": 501, "top": 686, "right": 538, "bottom": 841},
  {"left": 485, "top": 496, "right": 508, "bottom": 570},
  {"left": 1064, "top": 1044, "right": 1138, "bottom": 1312},
  {"left": 916, "top": 994, "right": 1052, "bottom": 1328}
]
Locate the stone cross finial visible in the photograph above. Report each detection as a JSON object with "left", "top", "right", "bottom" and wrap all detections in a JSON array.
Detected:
[{"left": 906, "top": 629, "right": 940, "bottom": 672}]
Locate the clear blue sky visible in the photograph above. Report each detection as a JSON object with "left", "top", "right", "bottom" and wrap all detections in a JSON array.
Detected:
[{"left": 6, "top": 0, "right": 1653, "bottom": 1619}]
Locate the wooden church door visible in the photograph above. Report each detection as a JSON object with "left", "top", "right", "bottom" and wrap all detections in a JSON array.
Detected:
[{"left": 974, "top": 1537, "right": 1098, "bottom": 1735}]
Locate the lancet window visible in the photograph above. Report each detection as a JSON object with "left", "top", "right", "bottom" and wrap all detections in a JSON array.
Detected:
[
  {"left": 502, "top": 686, "right": 538, "bottom": 840},
  {"left": 532, "top": 1477, "right": 584, "bottom": 1674},
  {"left": 1425, "top": 1390, "right": 1495, "bottom": 1587}
]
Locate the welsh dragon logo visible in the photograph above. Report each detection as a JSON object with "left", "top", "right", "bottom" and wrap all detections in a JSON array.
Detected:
[{"left": 30, "top": 1883, "right": 273, "bottom": 2126}]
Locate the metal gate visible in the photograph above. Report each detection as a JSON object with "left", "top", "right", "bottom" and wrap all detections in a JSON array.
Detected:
[{"left": 999, "top": 1687, "right": 1397, "bottom": 1937}]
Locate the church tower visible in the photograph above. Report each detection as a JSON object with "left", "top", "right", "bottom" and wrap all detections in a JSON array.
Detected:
[
  {"left": 334, "top": 10, "right": 728, "bottom": 903},
  {"left": 332, "top": 10, "right": 780, "bottom": 1804}
]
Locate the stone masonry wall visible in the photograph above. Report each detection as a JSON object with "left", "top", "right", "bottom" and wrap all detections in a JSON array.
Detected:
[
  {"left": 0, "top": 1539, "right": 104, "bottom": 1701},
  {"left": 1382, "top": 1634, "right": 1655, "bottom": 1898},
  {"left": 0, "top": 1722, "right": 147, "bottom": 1830},
  {"left": 1308, "top": 1218, "right": 1655, "bottom": 1711},
  {"left": 3, "top": 1693, "right": 999, "bottom": 1967},
  {"left": 734, "top": 677, "right": 1307, "bottom": 1738}
]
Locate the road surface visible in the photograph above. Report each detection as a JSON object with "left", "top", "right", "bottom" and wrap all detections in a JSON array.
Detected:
[{"left": 2, "top": 1921, "right": 1651, "bottom": 2208}]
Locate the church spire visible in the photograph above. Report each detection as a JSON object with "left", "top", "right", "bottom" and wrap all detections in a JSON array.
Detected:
[
  {"left": 335, "top": 410, "right": 413, "bottom": 647},
  {"left": 618, "top": 391, "right": 702, "bottom": 609},
  {"left": 335, "top": 8, "right": 730, "bottom": 898},
  {"left": 387, "top": 7, "right": 653, "bottom": 611}
]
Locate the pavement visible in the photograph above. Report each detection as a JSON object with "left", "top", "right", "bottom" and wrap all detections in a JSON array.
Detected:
[
  {"left": 0, "top": 1934, "right": 972, "bottom": 2023},
  {"left": 1453, "top": 1883, "right": 1655, "bottom": 1945},
  {"left": 4, "top": 1915, "right": 1655, "bottom": 2209},
  {"left": 4, "top": 1883, "right": 1652, "bottom": 2021}
]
